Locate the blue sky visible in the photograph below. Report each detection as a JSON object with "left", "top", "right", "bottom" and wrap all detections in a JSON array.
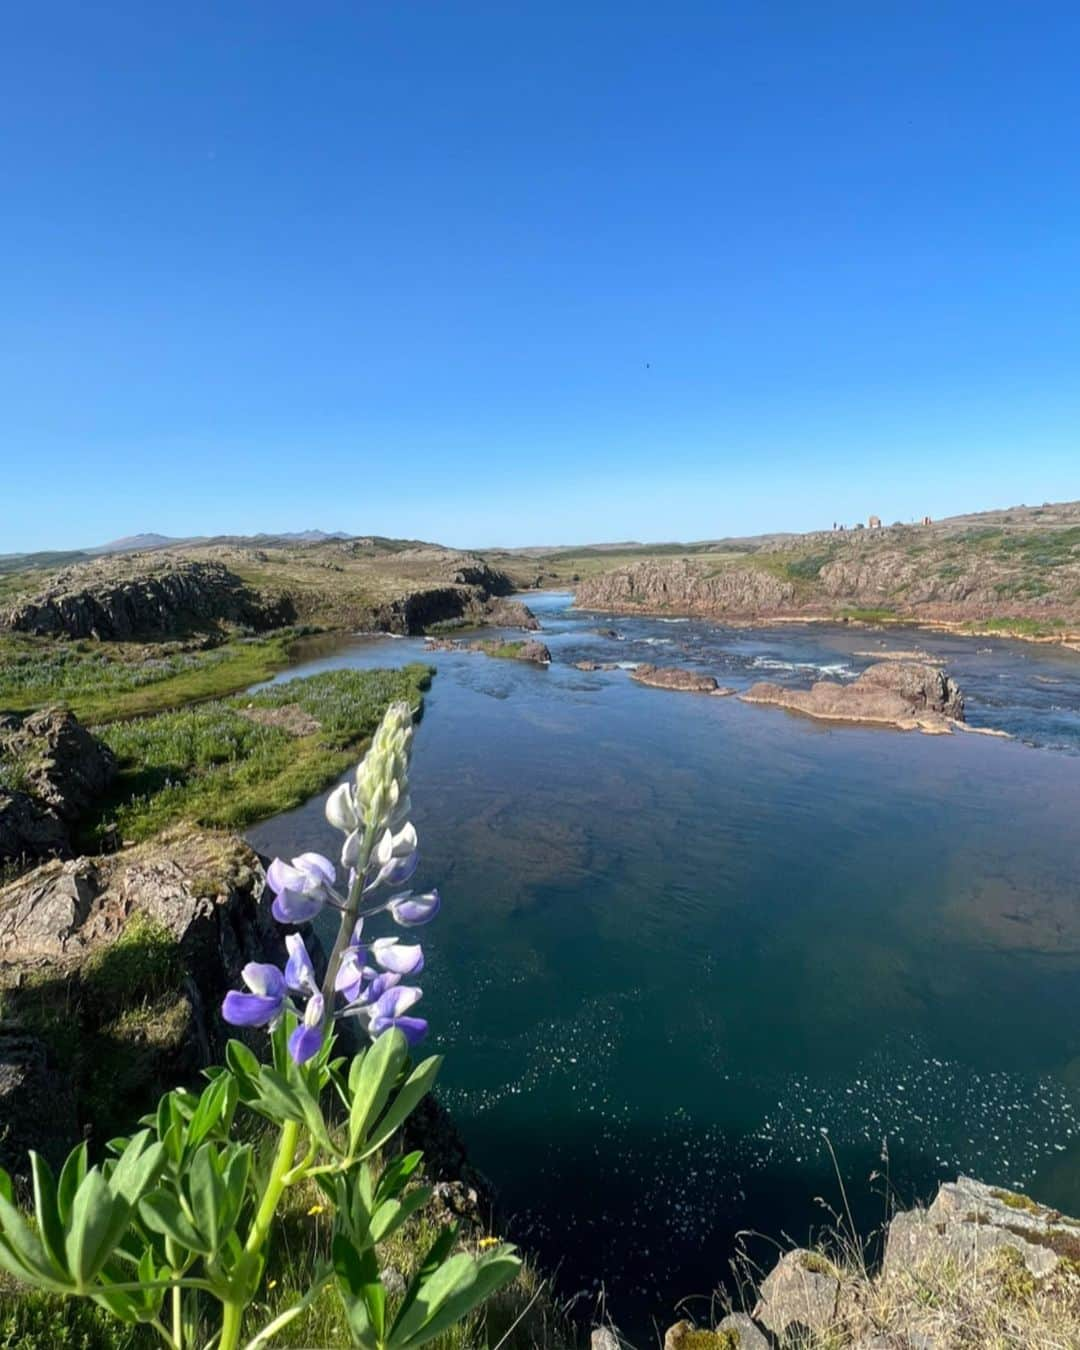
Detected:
[{"left": 2, "top": 2, "right": 1078, "bottom": 552}]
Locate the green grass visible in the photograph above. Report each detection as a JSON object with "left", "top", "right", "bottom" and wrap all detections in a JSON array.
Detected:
[
  {"left": 960, "top": 616, "right": 1069, "bottom": 637},
  {"left": 0, "top": 632, "right": 313, "bottom": 723},
  {"left": 85, "top": 665, "right": 433, "bottom": 844}
]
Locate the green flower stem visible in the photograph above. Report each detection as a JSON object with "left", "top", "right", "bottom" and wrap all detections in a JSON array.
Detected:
[
  {"left": 320, "top": 820, "right": 377, "bottom": 1011},
  {"left": 165, "top": 1237, "right": 183, "bottom": 1349},
  {"left": 219, "top": 1117, "right": 302, "bottom": 1350}
]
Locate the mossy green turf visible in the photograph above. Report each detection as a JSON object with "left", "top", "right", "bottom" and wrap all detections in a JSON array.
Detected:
[
  {"left": 85, "top": 665, "right": 433, "bottom": 844},
  {"left": 0, "top": 632, "right": 306, "bottom": 723}
]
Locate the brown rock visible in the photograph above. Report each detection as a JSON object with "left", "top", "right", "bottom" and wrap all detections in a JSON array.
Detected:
[
  {"left": 0, "top": 827, "right": 281, "bottom": 1179},
  {"left": 576, "top": 559, "right": 795, "bottom": 616},
  {"left": 631, "top": 664, "right": 721, "bottom": 694},
  {"left": 753, "top": 1249, "right": 840, "bottom": 1339},
  {"left": 741, "top": 661, "right": 964, "bottom": 732},
  {"left": 882, "top": 1175, "right": 1080, "bottom": 1281}
]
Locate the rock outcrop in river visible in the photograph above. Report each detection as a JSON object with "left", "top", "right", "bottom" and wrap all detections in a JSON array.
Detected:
[
  {"left": 3, "top": 556, "right": 294, "bottom": 639},
  {"left": 630, "top": 664, "right": 734, "bottom": 694},
  {"left": 742, "top": 661, "right": 965, "bottom": 733}
]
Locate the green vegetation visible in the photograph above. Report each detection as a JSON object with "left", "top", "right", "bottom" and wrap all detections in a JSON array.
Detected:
[
  {"left": 0, "top": 631, "right": 310, "bottom": 723},
  {"left": 477, "top": 640, "right": 531, "bottom": 659},
  {"left": 86, "top": 665, "right": 433, "bottom": 844},
  {"left": 0, "top": 1153, "right": 564, "bottom": 1350},
  {"left": 960, "top": 616, "right": 1069, "bottom": 638}
]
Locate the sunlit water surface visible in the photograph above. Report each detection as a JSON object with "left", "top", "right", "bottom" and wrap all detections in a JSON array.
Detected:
[{"left": 248, "top": 595, "right": 1080, "bottom": 1331}]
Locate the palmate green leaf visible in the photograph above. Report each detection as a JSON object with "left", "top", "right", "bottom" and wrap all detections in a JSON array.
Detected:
[
  {"left": 140, "top": 1188, "right": 210, "bottom": 1255},
  {"left": 388, "top": 1225, "right": 457, "bottom": 1343},
  {"left": 187, "top": 1073, "right": 237, "bottom": 1151},
  {"left": 332, "top": 1234, "right": 383, "bottom": 1350},
  {"left": 394, "top": 1247, "right": 522, "bottom": 1349},
  {"left": 56, "top": 1141, "right": 88, "bottom": 1225},
  {"left": 226, "top": 1037, "right": 261, "bottom": 1084},
  {"left": 348, "top": 1030, "right": 407, "bottom": 1157},
  {"left": 188, "top": 1144, "right": 227, "bottom": 1252},
  {"left": 64, "top": 1168, "right": 131, "bottom": 1288},
  {"left": 109, "top": 1130, "right": 166, "bottom": 1207},
  {"left": 359, "top": 1056, "right": 442, "bottom": 1161},
  {"left": 369, "top": 1186, "right": 432, "bottom": 1245},
  {"left": 0, "top": 1183, "right": 66, "bottom": 1288},
  {"left": 375, "top": 1150, "right": 423, "bottom": 1205},
  {"left": 219, "top": 1144, "right": 252, "bottom": 1241},
  {"left": 0, "top": 1168, "right": 12, "bottom": 1204},
  {"left": 255, "top": 1066, "right": 308, "bottom": 1124},
  {"left": 28, "top": 1153, "right": 67, "bottom": 1279},
  {"left": 387, "top": 1250, "right": 476, "bottom": 1348}
]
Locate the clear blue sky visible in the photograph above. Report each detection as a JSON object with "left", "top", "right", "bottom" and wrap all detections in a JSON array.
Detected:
[{"left": 2, "top": 2, "right": 1078, "bottom": 552}]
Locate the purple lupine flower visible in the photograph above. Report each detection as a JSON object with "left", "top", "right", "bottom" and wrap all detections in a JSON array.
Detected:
[
  {"left": 370, "top": 937, "right": 424, "bottom": 976},
  {"left": 339, "top": 969, "right": 401, "bottom": 1013},
  {"left": 222, "top": 963, "right": 288, "bottom": 1027},
  {"left": 333, "top": 920, "right": 370, "bottom": 1003},
  {"left": 389, "top": 889, "right": 441, "bottom": 927},
  {"left": 288, "top": 992, "right": 325, "bottom": 1064},
  {"left": 370, "top": 985, "right": 427, "bottom": 1046},
  {"left": 267, "top": 853, "right": 336, "bottom": 924},
  {"left": 284, "top": 933, "right": 318, "bottom": 995}
]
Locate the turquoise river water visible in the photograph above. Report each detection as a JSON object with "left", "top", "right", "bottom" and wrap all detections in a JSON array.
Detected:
[{"left": 247, "top": 593, "right": 1080, "bottom": 1331}]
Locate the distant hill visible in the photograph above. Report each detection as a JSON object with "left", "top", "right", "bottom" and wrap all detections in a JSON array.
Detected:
[
  {"left": 88, "top": 529, "right": 352, "bottom": 555},
  {"left": 89, "top": 533, "right": 179, "bottom": 554}
]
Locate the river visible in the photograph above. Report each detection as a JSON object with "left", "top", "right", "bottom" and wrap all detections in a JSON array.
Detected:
[{"left": 247, "top": 593, "right": 1080, "bottom": 1331}]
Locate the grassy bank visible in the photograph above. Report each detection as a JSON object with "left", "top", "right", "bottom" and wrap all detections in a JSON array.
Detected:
[
  {"left": 85, "top": 665, "right": 433, "bottom": 845},
  {"left": 0, "top": 631, "right": 314, "bottom": 723}
]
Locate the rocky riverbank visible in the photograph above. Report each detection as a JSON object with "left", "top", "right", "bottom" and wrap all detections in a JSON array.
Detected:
[
  {"left": 2, "top": 557, "right": 295, "bottom": 639},
  {"left": 649, "top": 1176, "right": 1080, "bottom": 1349},
  {"left": 1, "top": 545, "right": 537, "bottom": 643},
  {"left": 571, "top": 526, "right": 1080, "bottom": 648}
]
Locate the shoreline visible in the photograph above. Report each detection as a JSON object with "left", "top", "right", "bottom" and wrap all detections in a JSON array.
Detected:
[{"left": 568, "top": 598, "right": 1080, "bottom": 653}]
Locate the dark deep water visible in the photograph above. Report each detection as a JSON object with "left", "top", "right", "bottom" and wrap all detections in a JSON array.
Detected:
[{"left": 248, "top": 595, "right": 1080, "bottom": 1338}]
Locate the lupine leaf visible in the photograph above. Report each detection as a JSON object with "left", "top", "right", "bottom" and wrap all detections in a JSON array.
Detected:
[
  {"left": 359, "top": 1056, "right": 441, "bottom": 1160},
  {"left": 348, "top": 1030, "right": 407, "bottom": 1156},
  {"left": 140, "top": 1189, "right": 210, "bottom": 1255},
  {"left": 0, "top": 1169, "right": 12, "bottom": 1205},
  {"left": 0, "top": 1185, "right": 62, "bottom": 1286},
  {"left": 395, "top": 1249, "right": 521, "bottom": 1348},
  {"left": 370, "top": 1187, "right": 432, "bottom": 1244},
  {"left": 188, "top": 1145, "right": 226, "bottom": 1252},
  {"left": 256, "top": 1067, "right": 307, "bottom": 1124},
  {"left": 333, "top": 1235, "right": 383, "bottom": 1348},
  {"left": 64, "top": 1169, "right": 129, "bottom": 1287},
  {"left": 219, "top": 1144, "right": 252, "bottom": 1240},
  {"left": 388, "top": 1251, "right": 476, "bottom": 1347},
  {"left": 110, "top": 1131, "right": 166, "bottom": 1207},
  {"left": 56, "top": 1142, "right": 87, "bottom": 1225},
  {"left": 28, "top": 1152, "right": 67, "bottom": 1278},
  {"left": 388, "top": 1225, "right": 457, "bottom": 1341},
  {"left": 375, "top": 1151, "right": 423, "bottom": 1204},
  {"left": 187, "top": 1075, "right": 235, "bottom": 1151}
]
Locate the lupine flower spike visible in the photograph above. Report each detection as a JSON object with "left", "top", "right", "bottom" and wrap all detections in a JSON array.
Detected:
[{"left": 222, "top": 700, "right": 434, "bottom": 1063}]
